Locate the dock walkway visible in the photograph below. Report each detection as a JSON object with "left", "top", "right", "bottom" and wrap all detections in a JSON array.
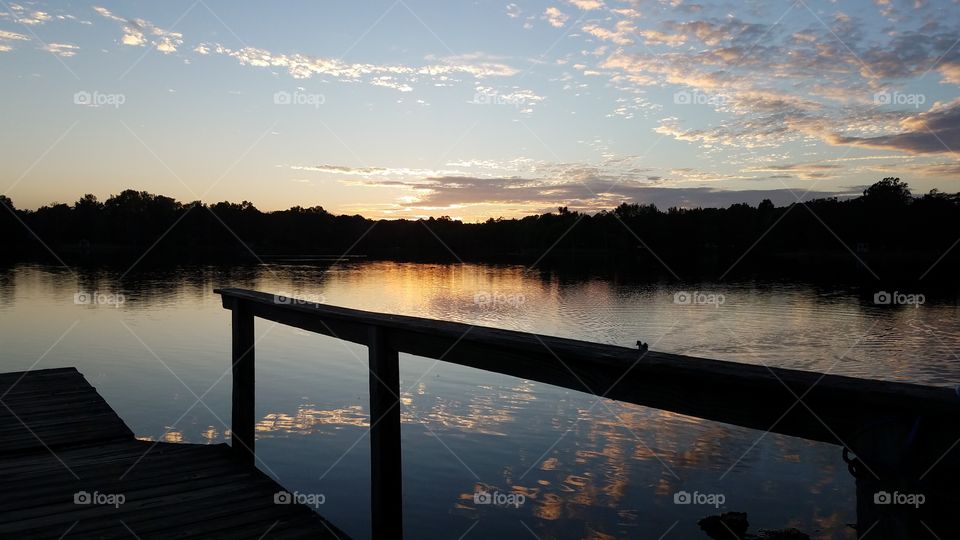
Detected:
[{"left": 0, "top": 368, "right": 345, "bottom": 539}]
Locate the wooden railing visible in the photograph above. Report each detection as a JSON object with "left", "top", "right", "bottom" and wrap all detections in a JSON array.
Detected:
[{"left": 216, "top": 287, "right": 960, "bottom": 539}]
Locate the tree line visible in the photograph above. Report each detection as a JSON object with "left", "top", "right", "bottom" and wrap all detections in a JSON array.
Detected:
[{"left": 1, "top": 178, "right": 958, "bottom": 279}]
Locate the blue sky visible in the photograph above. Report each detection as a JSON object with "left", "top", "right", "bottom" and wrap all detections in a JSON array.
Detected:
[{"left": 1, "top": 0, "right": 958, "bottom": 220}]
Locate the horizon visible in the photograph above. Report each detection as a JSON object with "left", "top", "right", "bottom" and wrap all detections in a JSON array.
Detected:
[
  {"left": 0, "top": 176, "right": 930, "bottom": 224},
  {"left": 0, "top": 183, "right": 874, "bottom": 219},
  {"left": 1, "top": 0, "right": 958, "bottom": 221}
]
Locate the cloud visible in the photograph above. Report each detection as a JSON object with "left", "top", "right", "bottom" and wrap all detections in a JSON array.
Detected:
[
  {"left": 93, "top": 6, "right": 183, "bottom": 53},
  {"left": 348, "top": 174, "right": 840, "bottom": 217},
  {"left": 42, "top": 43, "right": 79, "bottom": 58},
  {"left": 907, "top": 161, "right": 960, "bottom": 177},
  {"left": 566, "top": 0, "right": 605, "bottom": 11},
  {"left": 298, "top": 158, "right": 668, "bottom": 187},
  {"left": 611, "top": 8, "right": 641, "bottom": 18},
  {"left": 0, "top": 29, "right": 29, "bottom": 52},
  {"left": 856, "top": 30, "right": 960, "bottom": 80},
  {"left": 674, "top": 19, "right": 766, "bottom": 47},
  {"left": 543, "top": 7, "right": 569, "bottom": 28},
  {"left": 636, "top": 29, "right": 686, "bottom": 47},
  {"left": 588, "top": 6, "right": 960, "bottom": 160},
  {"left": 304, "top": 151, "right": 938, "bottom": 218},
  {"left": 653, "top": 114, "right": 798, "bottom": 150},
  {"left": 472, "top": 85, "right": 545, "bottom": 109},
  {"left": 607, "top": 95, "right": 660, "bottom": 119},
  {"left": 825, "top": 99, "right": 960, "bottom": 154},
  {"left": 370, "top": 76, "right": 413, "bottom": 92},
  {"left": 23, "top": 11, "right": 50, "bottom": 25},
  {"left": 939, "top": 62, "right": 960, "bottom": 84},
  {"left": 445, "top": 157, "right": 542, "bottom": 172},
  {"left": 294, "top": 165, "right": 390, "bottom": 175},
  {"left": 582, "top": 21, "right": 635, "bottom": 46},
  {"left": 197, "top": 44, "right": 518, "bottom": 93},
  {"left": 744, "top": 163, "right": 842, "bottom": 180},
  {"left": 290, "top": 164, "right": 467, "bottom": 178},
  {"left": 2, "top": 4, "right": 51, "bottom": 25},
  {"left": 428, "top": 52, "right": 520, "bottom": 77},
  {"left": 638, "top": 18, "right": 768, "bottom": 48}
]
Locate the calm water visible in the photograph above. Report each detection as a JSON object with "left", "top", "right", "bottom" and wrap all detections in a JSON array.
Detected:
[{"left": 0, "top": 261, "right": 958, "bottom": 539}]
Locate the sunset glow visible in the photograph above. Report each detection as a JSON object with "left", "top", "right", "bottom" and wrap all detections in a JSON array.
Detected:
[{"left": 2, "top": 0, "right": 959, "bottom": 220}]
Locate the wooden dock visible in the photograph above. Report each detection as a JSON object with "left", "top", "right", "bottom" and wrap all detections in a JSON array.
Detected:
[
  {"left": 0, "top": 368, "right": 346, "bottom": 539},
  {"left": 217, "top": 287, "right": 960, "bottom": 540}
]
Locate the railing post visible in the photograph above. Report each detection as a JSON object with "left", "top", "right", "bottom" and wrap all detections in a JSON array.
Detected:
[
  {"left": 368, "top": 326, "right": 403, "bottom": 538},
  {"left": 231, "top": 302, "right": 256, "bottom": 465}
]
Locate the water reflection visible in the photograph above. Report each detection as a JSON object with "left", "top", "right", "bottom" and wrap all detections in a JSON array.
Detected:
[
  {"left": 257, "top": 405, "right": 370, "bottom": 434},
  {"left": 0, "top": 261, "right": 957, "bottom": 538},
  {"left": 252, "top": 374, "right": 857, "bottom": 537}
]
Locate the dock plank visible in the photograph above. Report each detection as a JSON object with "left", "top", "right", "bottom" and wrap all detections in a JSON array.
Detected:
[{"left": 0, "top": 368, "right": 347, "bottom": 539}]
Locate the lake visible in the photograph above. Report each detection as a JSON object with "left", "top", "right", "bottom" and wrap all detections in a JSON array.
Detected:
[{"left": 0, "top": 261, "right": 957, "bottom": 539}]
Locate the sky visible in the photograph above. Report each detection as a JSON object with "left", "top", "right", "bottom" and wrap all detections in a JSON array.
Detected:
[{"left": 1, "top": 0, "right": 959, "bottom": 221}]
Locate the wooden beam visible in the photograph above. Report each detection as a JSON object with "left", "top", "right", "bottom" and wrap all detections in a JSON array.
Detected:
[
  {"left": 230, "top": 302, "right": 256, "bottom": 464},
  {"left": 367, "top": 326, "right": 403, "bottom": 538},
  {"left": 214, "top": 288, "right": 960, "bottom": 449}
]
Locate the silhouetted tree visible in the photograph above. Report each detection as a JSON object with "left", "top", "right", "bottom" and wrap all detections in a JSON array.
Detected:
[
  {"left": 862, "top": 177, "right": 912, "bottom": 208},
  {"left": 3, "top": 178, "right": 958, "bottom": 277}
]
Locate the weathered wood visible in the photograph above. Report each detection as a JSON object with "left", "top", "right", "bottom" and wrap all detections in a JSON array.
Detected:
[
  {"left": 368, "top": 326, "right": 404, "bottom": 538},
  {"left": 0, "top": 368, "right": 347, "bottom": 539},
  {"left": 231, "top": 302, "right": 256, "bottom": 464},
  {"left": 214, "top": 288, "right": 960, "bottom": 449},
  {"left": 0, "top": 367, "right": 134, "bottom": 455}
]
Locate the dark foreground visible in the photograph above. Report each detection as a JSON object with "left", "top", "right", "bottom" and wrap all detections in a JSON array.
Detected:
[{"left": 0, "top": 368, "right": 346, "bottom": 539}]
